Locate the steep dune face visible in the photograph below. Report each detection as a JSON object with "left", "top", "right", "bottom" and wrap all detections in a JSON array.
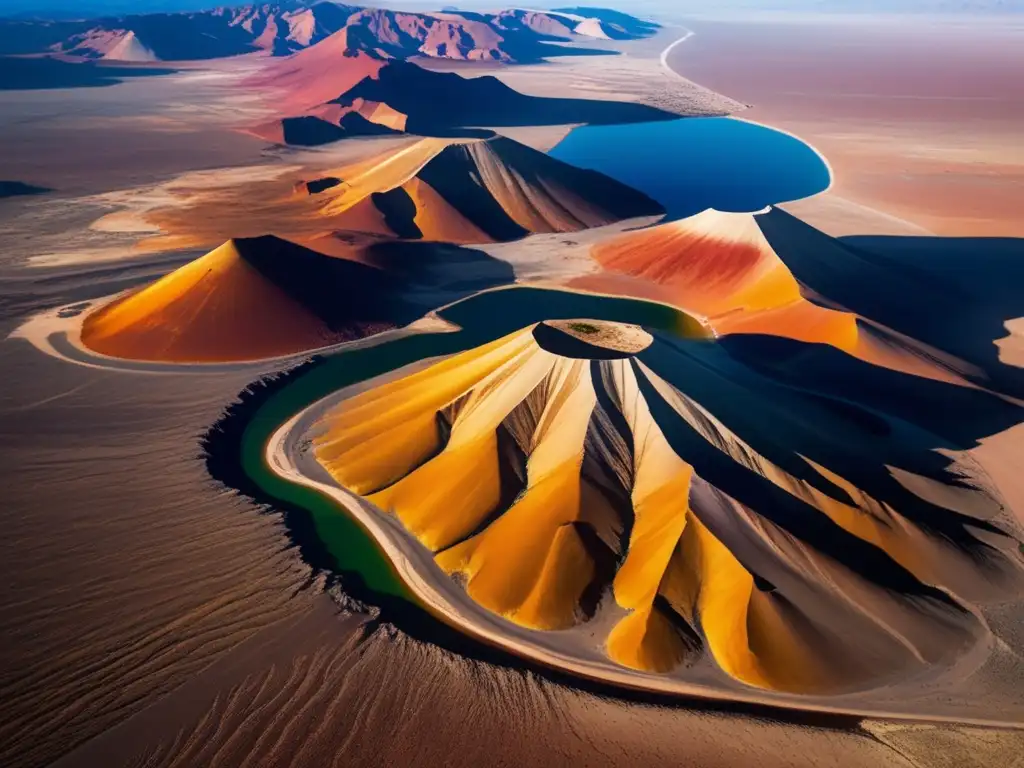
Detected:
[
  {"left": 311, "top": 321, "right": 1024, "bottom": 692},
  {"left": 312, "top": 98, "right": 409, "bottom": 132},
  {"left": 572, "top": 18, "right": 613, "bottom": 40},
  {"left": 418, "top": 15, "right": 508, "bottom": 60},
  {"left": 584, "top": 209, "right": 983, "bottom": 387},
  {"left": 99, "top": 31, "right": 158, "bottom": 62},
  {"left": 553, "top": 6, "right": 661, "bottom": 39},
  {"left": 254, "top": 3, "right": 360, "bottom": 54},
  {"left": 248, "top": 27, "right": 389, "bottom": 112},
  {"left": 80, "top": 236, "right": 402, "bottom": 363},
  {"left": 589, "top": 210, "right": 858, "bottom": 349},
  {"left": 306, "top": 135, "right": 663, "bottom": 243}
]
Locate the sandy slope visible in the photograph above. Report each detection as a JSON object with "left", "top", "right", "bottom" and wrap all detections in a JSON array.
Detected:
[
  {"left": 304, "top": 321, "right": 1023, "bottom": 702},
  {"left": 304, "top": 134, "right": 663, "bottom": 242},
  {"left": 574, "top": 208, "right": 994, "bottom": 390},
  {"left": 247, "top": 27, "right": 389, "bottom": 112},
  {"left": 79, "top": 236, "right": 400, "bottom": 363}
]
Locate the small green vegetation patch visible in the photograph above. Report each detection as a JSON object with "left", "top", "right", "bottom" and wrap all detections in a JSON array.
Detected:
[{"left": 568, "top": 322, "right": 600, "bottom": 335}]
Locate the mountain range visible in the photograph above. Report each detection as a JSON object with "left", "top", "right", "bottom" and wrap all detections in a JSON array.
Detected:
[{"left": 0, "top": 2, "right": 658, "bottom": 61}]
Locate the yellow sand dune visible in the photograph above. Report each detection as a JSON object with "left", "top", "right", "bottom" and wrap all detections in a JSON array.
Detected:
[
  {"left": 310, "top": 321, "right": 1013, "bottom": 691},
  {"left": 81, "top": 240, "right": 335, "bottom": 363},
  {"left": 307, "top": 135, "right": 662, "bottom": 245}
]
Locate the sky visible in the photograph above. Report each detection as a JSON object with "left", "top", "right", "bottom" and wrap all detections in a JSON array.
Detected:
[{"left": 3, "top": 0, "right": 1023, "bottom": 19}]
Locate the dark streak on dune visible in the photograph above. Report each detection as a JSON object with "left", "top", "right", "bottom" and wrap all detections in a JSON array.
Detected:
[
  {"left": 235, "top": 235, "right": 404, "bottom": 330},
  {"left": 197, "top": 368, "right": 873, "bottom": 727},
  {"left": 648, "top": 332, "right": 1019, "bottom": 560},
  {"left": 414, "top": 142, "right": 530, "bottom": 242},
  {"left": 304, "top": 176, "right": 342, "bottom": 195}
]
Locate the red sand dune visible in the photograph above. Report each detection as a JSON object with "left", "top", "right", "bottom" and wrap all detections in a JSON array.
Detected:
[
  {"left": 246, "top": 27, "right": 389, "bottom": 112},
  {"left": 579, "top": 209, "right": 981, "bottom": 387}
]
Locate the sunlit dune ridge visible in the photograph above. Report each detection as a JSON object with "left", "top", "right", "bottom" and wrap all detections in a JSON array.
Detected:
[
  {"left": 249, "top": 26, "right": 390, "bottom": 112},
  {"left": 312, "top": 321, "right": 1024, "bottom": 694},
  {"left": 581, "top": 208, "right": 983, "bottom": 388},
  {"left": 305, "top": 135, "right": 663, "bottom": 243},
  {"left": 127, "top": 134, "right": 663, "bottom": 255},
  {"left": 80, "top": 236, "right": 401, "bottom": 363}
]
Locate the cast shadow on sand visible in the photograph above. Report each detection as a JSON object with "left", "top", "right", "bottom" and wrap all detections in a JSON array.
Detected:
[
  {"left": 757, "top": 210, "right": 1024, "bottom": 397},
  {"left": 340, "top": 62, "right": 678, "bottom": 133},
  {"left": 0, "top": 56, "right": 176, "bottom": 91},
  {"left": 0, "top": 180, "right": 52, "bottom": 198},
  {"left": 839, "top": 234, "right": 1024, "bottom": 397},
  {"left": 225, "top": 234, "right": 515, "bottom": 328}
]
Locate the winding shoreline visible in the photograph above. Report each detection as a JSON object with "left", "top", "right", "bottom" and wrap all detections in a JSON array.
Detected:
[
  {"left": 262, "top": 381, "right": 1024, "bottom": 729},
  {"left": 658, "top": 27, "right": 837, "bottom": 198}
]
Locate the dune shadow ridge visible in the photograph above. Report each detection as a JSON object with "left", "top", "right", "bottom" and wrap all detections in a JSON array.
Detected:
[
  {"left": 759, "top": 209, "right": 1024, "bottom": 399},
  {"left": 233, "top": 234, "right": 515, "bottom": 327}
]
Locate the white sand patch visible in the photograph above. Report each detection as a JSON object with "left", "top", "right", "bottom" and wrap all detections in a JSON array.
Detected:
[{"left": 998, "top": 318, "right": 1024, "bottom": 369}]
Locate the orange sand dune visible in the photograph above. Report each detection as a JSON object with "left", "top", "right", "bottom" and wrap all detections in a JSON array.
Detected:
[
  {"left": 310, "top": 322, "right": 1021, "bottom": 692},
  {"left": 80, "top": 235, "right": 399, "bottom": 363},
  {"left": 590, "top": 209, "right": 855, "bottom": 337},
  {"left": 582, "top": 209, "right": 977, "bottom": 388},
  {"left": 309, "top": 134, "right": 662, "bottom": 244}
]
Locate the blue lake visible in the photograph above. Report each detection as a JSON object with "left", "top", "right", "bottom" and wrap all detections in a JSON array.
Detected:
[{"left": 549, "top": 116, "right": 831, "bottom": 220}]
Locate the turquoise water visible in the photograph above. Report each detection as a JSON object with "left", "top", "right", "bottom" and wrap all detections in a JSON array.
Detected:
[{"left": 549, "top": 116, "right": 830, "bottom": 220}]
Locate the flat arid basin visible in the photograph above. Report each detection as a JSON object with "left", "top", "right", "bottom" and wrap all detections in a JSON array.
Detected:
[{"left": 3, "top": 2, "right": 1024, "bottom": 767}]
